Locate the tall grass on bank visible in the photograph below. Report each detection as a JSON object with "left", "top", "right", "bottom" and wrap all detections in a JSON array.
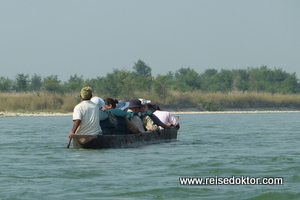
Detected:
[
  {"left": 0, "top": 92, "right": 80, "bottom": 113},
  {"left": 0, "top": 91, "right": 299, "bottom": 113},
  {"left": 195, "top": 92, "right": 300, "bottom": 111},
  {"left": 135, "top": 91, "right": 300, "bottom": 111}
]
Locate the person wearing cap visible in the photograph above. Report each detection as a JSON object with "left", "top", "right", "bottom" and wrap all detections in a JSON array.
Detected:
[
  {"left": 127, "top": 99, "right": 145, "bottom": 133},
  {"left": 68, "top": 87, "right": 101, "bottom": 138}
]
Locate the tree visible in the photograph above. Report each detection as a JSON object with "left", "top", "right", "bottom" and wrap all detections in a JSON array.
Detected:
[
  {"left": 231, "top": 69, "right": 249, "bottom": 91},
  {"left": 203, "top": 69, "right": 218, "bottom": 77},
  {"left": 15, "top": 74, "right": 29, "bottom": 92},
  {"left": 199, "top": 69, "right": 218, "bottom": 91},
  {"left": 30, "top": 74, "right": 43, "bottom": 91},
  {"left": 0, "top": 77, "right": 13, "bottom": 92},
  {"left": 166, "top": 71, "right": 174, "bottom": 79},
  {"left": 42, "top": 75, "right": 63, "bottom": 93},
  {"left": 84, "top": 77, "right": 104, "bottom": 96},
  {"left": 276, "top": 72, "right": 300, "bottom": 93},
  {"left": 99, "top": 69, "right": 136, "bottom": 98},
  {"left": 173, "top": 67, "right": 201, "bottom": 91},
  {"left": 64, "top": 74, "right": 84, "bottom": 93},
  {"left": 133, "top": 59, "right": 152, "bottom": 77},
  {"left": 152, "top": 75, "right": 170, "bottom": 98},
  {"left": 248, "top": 67, "right": 267, "bottom": 92},
  {"left": 213, "top": 69, "right": 234, "bottom": 92}
]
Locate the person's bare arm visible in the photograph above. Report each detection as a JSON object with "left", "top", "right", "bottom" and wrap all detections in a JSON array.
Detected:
[{"left": 68, "top": 119, "right": 81, "bottom": 138}]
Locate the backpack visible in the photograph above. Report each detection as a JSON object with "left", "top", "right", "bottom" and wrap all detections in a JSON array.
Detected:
[{"left": 100, "top": 109, "right": 128, "bottom": 135}]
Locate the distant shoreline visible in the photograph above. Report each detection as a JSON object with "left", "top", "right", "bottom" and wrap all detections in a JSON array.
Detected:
[
  {"left": 171, "top": 110, "right": 300, "bottom": 114},
  {"left": 0, "top": 112, "right": 73, "bottom": 117},
  {"left": 171, "top": 107, "right": 300, "bottom": 114},
  {"left": 1, "top": 109, "right": 300, "bottom": 117}
]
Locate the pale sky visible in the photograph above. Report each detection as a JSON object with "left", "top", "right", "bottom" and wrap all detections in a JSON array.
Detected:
[{"left": 1, "top": 0, "right": 299, "bottom": 81}]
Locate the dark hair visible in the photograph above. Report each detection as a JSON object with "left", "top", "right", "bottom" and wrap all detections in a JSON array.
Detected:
[
  {"left": 105, "top": 98, "right": 119, "bottom": 108},
  {"left": 145, "top": 103, "right": 154, "bottom": 110},
  {"left": 152, "top": 104, "right": 161, "bottom": 111}
]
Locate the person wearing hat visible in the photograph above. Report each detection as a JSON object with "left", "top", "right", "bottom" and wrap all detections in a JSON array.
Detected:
[
  {"left": 91, "top": 96, "right": 105, "bottom": 110},
  {"left": 68, "top": 86, "right": 101, "bottom": 138},
  {"left": 116, "top": 100, "right": 130, "bottom": 111},
  {"left": 127, "top": 99, "right": 145, "bottom": 133}
]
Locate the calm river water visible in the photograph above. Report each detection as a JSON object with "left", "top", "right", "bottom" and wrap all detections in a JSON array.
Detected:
[{"left": 1, "top": 112, "right": 300, "bottom": 200}]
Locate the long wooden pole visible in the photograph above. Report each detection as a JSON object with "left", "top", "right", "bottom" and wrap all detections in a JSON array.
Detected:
[{"left": 66, "top": 137, "right": 72, "bottom": 148}]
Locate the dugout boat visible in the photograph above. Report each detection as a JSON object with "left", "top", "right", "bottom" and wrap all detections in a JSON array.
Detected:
[{"left": 70, "top": 127, "right": 178, "bottom": 149}]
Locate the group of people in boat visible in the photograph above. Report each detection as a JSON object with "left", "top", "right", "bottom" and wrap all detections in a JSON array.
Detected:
[{"left": 68, "top": 86, "right": 180, "bottom": 138}]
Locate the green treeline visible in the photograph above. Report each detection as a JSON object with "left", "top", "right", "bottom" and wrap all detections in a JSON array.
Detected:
[
  {"left": 1, "top": 60, "right": 299, "bottom": 97},
  {"left": 1, "top": 60, "right": 300, "bottom": 112}
]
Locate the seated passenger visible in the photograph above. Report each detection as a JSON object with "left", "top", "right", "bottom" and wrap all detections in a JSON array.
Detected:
[
  {"left": 138, "top": 103, "right": 171, "bottom": 132},
  {"left": 116, "top": 100, "right": 130, "bottom": 111},
  {"left": 143, "top": 103, "right": 172, "bottom": 129},
  {"left": 127, "top": 99, "right": 145, "bottom": 133},
  {"left": 92, "top": 98, "right": 141, "bottom": 135},
  {"left": 152, "top": 104, "right": 180, "bottom": 130},
  {"left": 91, "top": 96, "right": 105, "bottom": 110},
  {"left": 103, "top": 98, "right": 118, "bottom": 110},
  {"left": 139, "top": 105, "right": 160, "bottom": 132},
  {"left": 98, "top": 98, "right": 123, "bottom": 134}
]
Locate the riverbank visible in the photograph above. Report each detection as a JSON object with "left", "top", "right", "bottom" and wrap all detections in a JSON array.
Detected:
[
  {"left": 1, "top": 108, "right": 300, "bottom": 117},
  {"left": 1, "top": 92, "right": 300, "bottom": 116},
  {"left": 0, "top": 112, "right": 73, "bottom": 117}
]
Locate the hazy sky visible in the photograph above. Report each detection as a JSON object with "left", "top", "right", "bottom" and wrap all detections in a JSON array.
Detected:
[{"left": 1, "top": 0, "right": 299, "bottom": 81}]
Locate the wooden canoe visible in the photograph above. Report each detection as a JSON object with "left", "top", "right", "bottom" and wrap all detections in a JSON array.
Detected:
[{"left": 71, "top": 127, "right": 178, "bottom": 149}]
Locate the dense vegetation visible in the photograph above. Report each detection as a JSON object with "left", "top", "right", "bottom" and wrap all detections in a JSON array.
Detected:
[{"left": 1, "top": 60, "right": 300, "bottom": 112}]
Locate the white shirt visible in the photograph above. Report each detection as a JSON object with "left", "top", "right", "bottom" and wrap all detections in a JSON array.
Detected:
[
  {"left": 73, "top": 100, "right": 101, "bottom": 135},
  {"left": 153, "top": 110, "right": 178, "bottom": 129}
]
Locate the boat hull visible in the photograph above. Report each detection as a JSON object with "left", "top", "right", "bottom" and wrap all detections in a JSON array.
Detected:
[{"left": 71, "top": 127, "right": 178, "bottom": 149}]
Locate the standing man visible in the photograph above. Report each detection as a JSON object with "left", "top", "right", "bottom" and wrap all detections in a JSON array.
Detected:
[{"left": 68, "top": 86, "right": 101, "bottom": 138}]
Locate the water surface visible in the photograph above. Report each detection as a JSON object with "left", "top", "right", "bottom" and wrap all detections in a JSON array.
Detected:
[{"left": 1, "top": 112, "right": 299, "bottom": 199}]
